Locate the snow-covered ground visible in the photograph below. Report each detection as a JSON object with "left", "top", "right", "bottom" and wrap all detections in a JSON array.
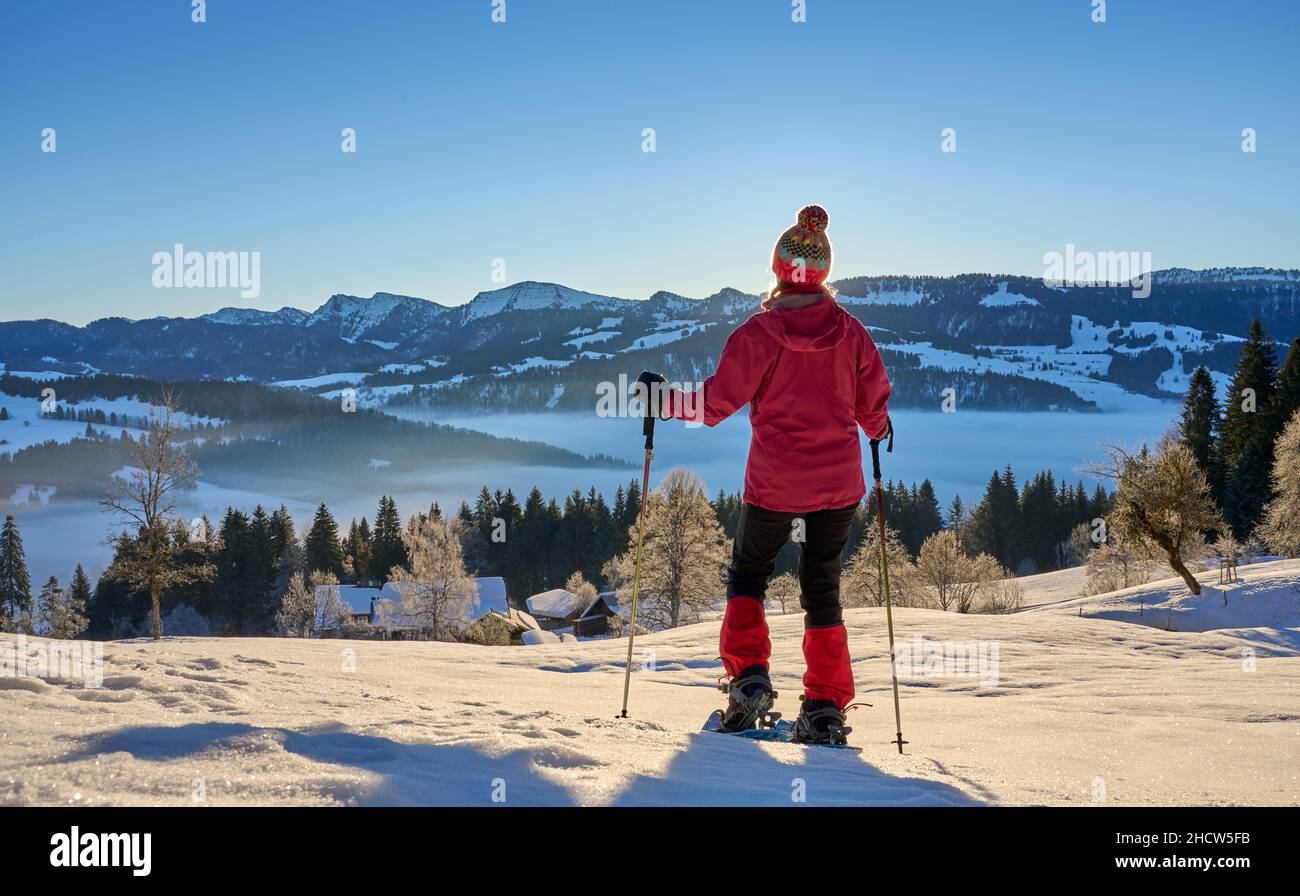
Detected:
[
  {"left": 1020, "top": 558, "right": 1300, "bottom": 645},
  {"left": 0, "top": 392, "right": 219, "bottom": 453},
  {"left": 4, "top": 561, "right": 1297, "bottom": 807}
]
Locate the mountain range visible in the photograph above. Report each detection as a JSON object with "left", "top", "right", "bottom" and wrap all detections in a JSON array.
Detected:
[{"left": 3, "top": 269, "right": 1297, "bottom": 412}]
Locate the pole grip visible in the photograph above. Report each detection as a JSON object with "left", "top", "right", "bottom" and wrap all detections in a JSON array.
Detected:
[
  {"left": 870, "top": 438, "right": 881, "bottom": 482},
  {"left": 643, "top": 413, "right": 655, "bottom": 451}
]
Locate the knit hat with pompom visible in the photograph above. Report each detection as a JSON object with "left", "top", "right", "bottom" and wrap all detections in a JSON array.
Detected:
[{"left": 771, "top": 205, "right": 832, "bottom": 285}]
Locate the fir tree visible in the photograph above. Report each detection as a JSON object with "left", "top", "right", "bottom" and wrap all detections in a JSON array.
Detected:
[
  {"left": 514, "top": 487, "right": 551, "bottom": 601},
  {"left": 1224, "top": 430, "right": 1276, "bottom": 539},
  {"left": 965, "top": 467, "right": 1020, "bottom": 568},
  {"left": 38, "top": 574, "right": 88, "bottom": 639},
  {"left": 945, "top": 495, "right": 967, "bottom": 533},
  {"left": 1220, "top": 320, "right": 1281, "bottom": 537},
  {"left": 304, "top": 502, "right": 345, "bottom": 578},
  {"left": 69, "top": 564, "right": 93, "bottom": 610},
  {"left": 345, "top": 517, "right": 373, "bottom": 582},
  {"left": 621, "top": 478, "right": 642, "bottom": 533},
  {"left": 268, "top": 505, "right": 296, "bottom": 563},
  {"left": 370, "top": 496, "right": 407, "bottom": 581},
  {"left": 1179, "top": 364, "right": 1223, "bottom": 498},
  {"left": 914, "top": 480, "right": 944, "bottom": 548},
  {"left": 1017, "top": 470, "right": 1059, "bottom": 573},
  {"left": 0, "top": 514, "right": 33, "bottom": 632},
  {"left": 216, "top": 508, "right": 260, "bottom": 633},
  {"left": 1274, "top": 338, "right": 1300, "bottom": 428},
  {"left": 248, "top": 505, "right": 278, "bottom": 626}
]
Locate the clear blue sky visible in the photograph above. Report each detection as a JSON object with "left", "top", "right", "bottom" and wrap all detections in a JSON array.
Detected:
[{"left": 2, "top": 0, "right": 1297, "bottom": 324}]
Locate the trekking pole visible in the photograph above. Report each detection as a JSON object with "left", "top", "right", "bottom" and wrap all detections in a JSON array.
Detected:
[
  {"left": 618, "top": 409, "right": 655, "bottom": 718},
  {"left": 870, "top": 425, "right": 907, "bottom": 754}
]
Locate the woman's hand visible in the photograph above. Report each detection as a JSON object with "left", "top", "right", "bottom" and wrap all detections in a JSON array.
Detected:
[{"left": 636, "top": 370, "right": 669, "bottom": 420}]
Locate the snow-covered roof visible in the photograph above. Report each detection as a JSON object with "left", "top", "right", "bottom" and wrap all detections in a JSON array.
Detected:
[
  {"left": 513, "top": 608, "right": 542, "bottom": 631},
  {"left": 314, "top": 585, "right": 379, "bottom": 616},
  {"left": 526, "top": 588, "right": 585, "bottom": 619},
  {"left": 576, "top": 593, "right": 619, "bottom": 621}
]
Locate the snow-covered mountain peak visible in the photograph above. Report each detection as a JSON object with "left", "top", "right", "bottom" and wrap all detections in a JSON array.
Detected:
[
  {"left": 201, "top": 306, "right": 309, "bottom": 327},
  {"left": 463, "top": 282, "right": 628, "bottom": 321},
  {"left": 301, "top": 292, "right": 446, "bottom": 344}
]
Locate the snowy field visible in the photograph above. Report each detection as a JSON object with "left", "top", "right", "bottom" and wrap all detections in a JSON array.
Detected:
[
  {"left": 0, "top": 390, "right": 220, "bottom": 456},
  {"left": 3, "top": 560, "right": 1296, "bottom": 807}
]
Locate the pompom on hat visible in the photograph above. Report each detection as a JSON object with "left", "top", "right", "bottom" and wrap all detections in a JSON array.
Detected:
[{"left": 771, "top": 205, "right": 832, "bottom": 286}]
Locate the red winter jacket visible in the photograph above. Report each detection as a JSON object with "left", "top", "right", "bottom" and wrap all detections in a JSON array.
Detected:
[{"left": 666, "top": 293, "right": 891, "bottom": 513}]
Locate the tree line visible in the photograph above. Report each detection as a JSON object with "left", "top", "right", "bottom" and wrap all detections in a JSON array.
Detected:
[{"left": 1179, "top": 322, "right": 1300, "bottom": 540}]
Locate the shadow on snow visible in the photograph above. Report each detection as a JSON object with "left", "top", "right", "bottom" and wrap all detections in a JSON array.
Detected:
[{"left": 68, "top": 721, "right": 979, "bottom": 807}]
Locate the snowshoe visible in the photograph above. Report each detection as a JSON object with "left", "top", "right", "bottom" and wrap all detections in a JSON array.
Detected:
[
  {"left": 789, "top": 697, "right": 854, "bottom": 746},
  {"left": 703, "top": 710, "right": 793, "bottom": 742},
  {"left": 715, "top": 663, "right": 779, "bottom": 732}
]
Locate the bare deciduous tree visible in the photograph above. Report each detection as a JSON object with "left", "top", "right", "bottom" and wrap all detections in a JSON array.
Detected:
[
  {"left": 842, "top": 523, "right": 916, "bottom": 608},
  {"left": 1260, "top": 408, "right": 1300, "bottom": 555},
  {"left": 308, "top": 570, "right": 349, "bottom": 636},
  {"left": 1086, "top": 439, "right": 1223, "bottom": 595},
  {"left": 386, "top": 515, "right": 476, "bottom": 640},
  {"left": 981, "top": 578, "right": 1024, "bottom": 614},
  {"left": 913, "top": 530, "right": 1006, "bottom": 613},
  {"left": 99, "top": 391, "right": 210, "bottom": 640},
  {"left": 766, "top": 572, "right": 800, "bottom": 615},
  {"left": 1083, "top": 538, "right": 1152, "bottom": 596},
  {"left": 275, "top": 570, "right": 317, "bottom": 637},
  {"left": 564, "top": 571, "right": 598, "bottom": 614},
  {"left": 608, "top": 467, "right": 727, "bottom": 629}
]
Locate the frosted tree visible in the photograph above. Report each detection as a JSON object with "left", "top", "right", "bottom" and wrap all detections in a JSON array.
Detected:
[
  {"left": 99, "top": 392, "right": 209, "bottom": 640},
  {"left": 766, "top": 572, "right": 800, "bottom": 615},
  {"left": 912, "top": 529, "right": 1005, "bottom": 613},
  {"left": 609, "top": 467, "right": 727, "bottom": 629},
  {"left": 1260, "top": 408, "right": 1300, "bottom": 556},
  {"left": 387, "top": 515, "right": 476, "bottom": 640},
  {"left": 1086, "top": 438, "right": 1223, "bottom": 594},
  {"left": 308, "top": 570, "right": 350, "bottom": 636},
  {"left": 563, "top": 570, "right": 598, "bottom": 613},
  {"left": 1084, "top": 538, "right": 1151, "bottom": 595},
  {"left": 275, "top": 571, "right": 317, "bottom": 638},
  {"left": 1058, "top": 521, "right": 1098, "bottom": 569},
  {"left": 37, "top": 575, "right": 88, "bottom": 639},
  {"left": 842, "top": 522, "right": 914, "bottom": 608},
  {"left": 981, "top": 578, "right": 1024, "bottom": 614}
]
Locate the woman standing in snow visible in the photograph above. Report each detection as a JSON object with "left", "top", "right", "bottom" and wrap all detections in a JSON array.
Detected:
[{"left": 640, "top": 205, "right": 891, "bottom": 745}]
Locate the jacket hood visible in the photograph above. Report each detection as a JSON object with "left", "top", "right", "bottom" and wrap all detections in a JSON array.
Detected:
[{"left": 753, "top": 295, "right": 850, "bottom": 351}]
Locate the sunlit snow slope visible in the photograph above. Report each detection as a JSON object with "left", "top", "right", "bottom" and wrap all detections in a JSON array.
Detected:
[{"left": 2, "top": 562, "right": 1297, "bottom": 806}]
